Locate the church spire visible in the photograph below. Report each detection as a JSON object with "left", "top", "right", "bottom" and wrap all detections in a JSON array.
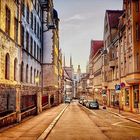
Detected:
[
  {"left": 70, "top": 55, "right": 72, "bottom": 67},
  {"left": 63, "top": 55, "right": 65, "bottom": 67}
]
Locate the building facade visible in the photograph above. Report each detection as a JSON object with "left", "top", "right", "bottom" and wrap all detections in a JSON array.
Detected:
[
  {"left": 0, "top": 0, "right": 61, "bottom": 128},
  {"left": 88, "top": 0, "right": 140, "bottom": 113}
]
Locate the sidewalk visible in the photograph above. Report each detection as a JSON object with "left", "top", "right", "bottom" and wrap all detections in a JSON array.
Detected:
[{"left": 101, "top": 106, "right": 140, "bottom": 124}]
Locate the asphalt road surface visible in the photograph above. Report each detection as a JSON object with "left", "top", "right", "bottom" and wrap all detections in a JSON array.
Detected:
[
  {"left": 0, "top": 101, "right": 140, "bottom": 140},
  {"left": 46, "top": 100, "right": 140, "bottom": 140}
]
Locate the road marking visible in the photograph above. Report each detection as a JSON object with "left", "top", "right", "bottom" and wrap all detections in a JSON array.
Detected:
[
  {"left": 116, "top": 125, "right": 140, "bottom": 130},
  {"left": 112, "top": 121, "right": 124, "bottom": 126},
  {"left": 37, "top": 105, "right": 69, "bottom": 140}
]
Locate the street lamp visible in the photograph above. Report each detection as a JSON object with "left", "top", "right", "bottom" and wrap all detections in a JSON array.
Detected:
[
  {"left": 35, "top": 76, "right": 39, "bottom": 86},
  {"left": 35, "top": 76, "right": 40, "bottom": 114}
]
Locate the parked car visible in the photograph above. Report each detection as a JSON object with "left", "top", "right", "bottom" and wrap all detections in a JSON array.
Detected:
[
  {"left": 83, "top": 99, "right": 88, "bottom": 106},
  {"left": 65, "top": 98, "right": 71, "bottom": 103},
  {"left": 86, "top": 100, "right": 99, "bottom": 109}
]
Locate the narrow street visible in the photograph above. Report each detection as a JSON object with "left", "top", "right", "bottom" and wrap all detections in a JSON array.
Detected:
[
  {"left": 46, "top": 101, "right": 140, "bottom": 140},
  {"left": 0, "top": 101, "right": 140, "bottom": 140}
]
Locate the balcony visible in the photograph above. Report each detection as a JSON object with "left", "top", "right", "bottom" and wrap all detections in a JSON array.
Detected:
[{"left": 109, "top": 60, "right": 116, "bottom": 68}]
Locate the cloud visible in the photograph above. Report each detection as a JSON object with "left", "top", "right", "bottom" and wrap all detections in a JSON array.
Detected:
[{"left": 64, "top": 14, "right": 85, "bottom": 22}]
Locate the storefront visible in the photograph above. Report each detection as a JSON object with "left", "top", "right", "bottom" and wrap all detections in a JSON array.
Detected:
[
  {"left": 133, "top": 85, "right": 139, "bottom": 112},
  {"left": 110, "top": 89, "right": 119, "bottom": 107}
]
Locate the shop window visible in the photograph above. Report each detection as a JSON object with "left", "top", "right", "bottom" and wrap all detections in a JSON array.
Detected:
[
  {"left": 125, "top": 88, "right": 129, "bottom": 106},
  {"left": 133, "top": 85, "right": 139, "bottom": 108}
]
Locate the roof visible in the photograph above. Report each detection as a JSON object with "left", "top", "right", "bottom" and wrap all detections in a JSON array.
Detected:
[
  {"left": 90, "top": 40, "right": 103, "bottom": 58},
  {"left": 106, "top": 10, "right": 124, "bottom": 28}
]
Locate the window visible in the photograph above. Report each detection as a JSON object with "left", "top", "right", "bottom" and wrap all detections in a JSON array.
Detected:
[
  {"left": 40, "top": 27, "right": 42, "bottom": 41},
  {"left": 20, "top": 61, "right": 24, "bottom": 82},
  {"left": 26, "top": 4, "right": 29, "bottom": 23},
  {"left": 31, "top": 12, "right": 33, "bottom": 29},
  {"left": 30, "top": 67, "right": 32, "bottom": 83},
  {"left": 136, "top": 23, "right": 139, "bottom": 41},
  {"left": 34, "top": 69, "right": 36, "bottom": 84},
  {"left": 37, "top": 45, "right": 39, "bottom": 60},
  {"left": 5, "top": 53, "right": 10, "bottom": 79},
  {"left": 136, "top": 53, "right": 139, "bottom": 70},
  {"left": 26, "top": 31, "right": 29, "bottom": 51},
  {"left": 14, "top": 17, "right": 18, "bottom": 42},
  {"left": 30, "top": 37, "right": 33, "bottom": 55},
  {"left": 37, "top": 23, "right": 39, "bottom": 38},
  {"left": 5, "top": 6, "right": 11, "bottom": 35},
  {"left": 34, "top": 17, "right": 36, "bottom": 34},
  {"left": 21, "top": 25, "right": 25, "bottom": 48},
  {"left": 21, "top": 0, "right": 25, "bottom": 16},
  {"left": 136, "top": 0, "right": 139, "bottom": 12},
  {"left": 37, "top": 70, "right": 39, "bottom": 85},
  {"left": 26, "top": 64, "right": 28, "bottom": 83},
  {"left": 14, "top": 58, "right": 18, "bottom": 81},
  {"left": 34, "top": 0, "right": 36, "bottom": 10},
  {"left": 34, "top": 41, "right": 36, "bottom": 58},
  {"left": 40, "top": 48, "right": 42, "bottom": 61}
]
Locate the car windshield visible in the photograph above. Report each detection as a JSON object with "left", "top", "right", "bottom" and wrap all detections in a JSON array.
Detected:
[{"left": 90, "top": 100, "right": 98, "bottom": 103}]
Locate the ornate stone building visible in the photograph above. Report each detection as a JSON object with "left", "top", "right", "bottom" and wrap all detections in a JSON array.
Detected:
[{"left": 0, "top": 0, "right": 61, "bottom": 128}]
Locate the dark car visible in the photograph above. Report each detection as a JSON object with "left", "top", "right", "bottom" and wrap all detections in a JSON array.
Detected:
[{"left": 87, "top": 100, "right": 99, "bottom": 109}]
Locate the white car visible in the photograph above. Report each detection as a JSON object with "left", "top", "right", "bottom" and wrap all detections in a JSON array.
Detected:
[{"left": 65, "top": 98, "right": 71, "bottom": 103}]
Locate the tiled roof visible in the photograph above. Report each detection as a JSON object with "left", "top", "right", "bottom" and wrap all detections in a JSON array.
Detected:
[
  {"left": 90, "top": 40, "right": 103, "bottom": 58},
  {"left": 106, "top": 10, "right": 124, "bottom": 28}
]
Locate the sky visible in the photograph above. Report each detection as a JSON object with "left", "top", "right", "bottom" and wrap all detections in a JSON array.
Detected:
[{"left": 54, "top": 0, "right": 123, "bottom": 72}]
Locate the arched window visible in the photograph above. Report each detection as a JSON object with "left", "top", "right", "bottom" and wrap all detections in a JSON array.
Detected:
[
  {"left": 14, "top": 58, "right": 18, "bottom": 81},
  {"left": 30, "top": 67, "right": 32, "bottom": 83},
  {"left": 26, "top": 64, "right": 28, "bottom": 83},
  {"left": 34, "top": 69, "right": 36, "bottom": 84},
  {"left": 5, "top": 53, "right": 10, "bottom": 79},
  {"left": 20, "top": 61, "right": 24, "bottom": 82}
]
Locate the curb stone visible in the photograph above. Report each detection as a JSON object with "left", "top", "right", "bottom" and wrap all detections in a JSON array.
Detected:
[
  {"left": 37, "top": 104, "right": 69, "bottom": 140},
  {"left": 101, "top": 106, "right": 140, "bottom": 124}
]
